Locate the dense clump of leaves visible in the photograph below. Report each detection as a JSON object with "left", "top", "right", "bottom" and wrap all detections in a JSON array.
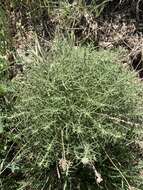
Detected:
[{"left": 3, "top": 42, "right": 143, "bottom": 189}]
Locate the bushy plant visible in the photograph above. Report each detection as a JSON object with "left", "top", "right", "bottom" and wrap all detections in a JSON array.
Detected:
[{"left": 2, "top": 41, "right": 143, "bottom": 189}]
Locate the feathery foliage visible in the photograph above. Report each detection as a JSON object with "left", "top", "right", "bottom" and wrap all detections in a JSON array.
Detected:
[{"left": 1, "top": 41, "right": 143, "bottom": 189}]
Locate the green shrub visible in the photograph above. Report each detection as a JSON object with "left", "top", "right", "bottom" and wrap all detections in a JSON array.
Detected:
[{"left": 2, "top": 41, "right": 143, "bottom": 189}]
